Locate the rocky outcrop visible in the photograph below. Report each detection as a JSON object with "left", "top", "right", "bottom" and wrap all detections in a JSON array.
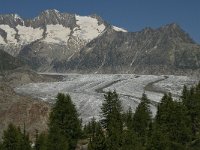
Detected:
[
  {"left": 0, "top": 49, "right": 22, "bottom": 73},
  {"left": 2, "top": 67, "right": 62, "bottom": 87},
  {"left": 0, "top": 82, "right": 50, "bottom": 140},
  {"left": 0, "top": 68, "right": 62, "bottom": 140}
]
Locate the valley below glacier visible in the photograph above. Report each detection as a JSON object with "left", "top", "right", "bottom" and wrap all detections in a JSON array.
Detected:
[{"left": 14, "top": 74, "right": 199, "bottom": 123}]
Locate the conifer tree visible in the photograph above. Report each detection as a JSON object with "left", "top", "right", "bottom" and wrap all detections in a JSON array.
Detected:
[
  {"left": 181, "top": 83, "right": 200, "bottom": 140},
  {"left": 101, "top": 91, "right": 123, "bottom": 129},
  {"left": 121, "top": 129, "right": 144, "bottom": 150},
  {"left": 153, "top": 93, "right": 192, "bottom": 149},
  {"left": 88, "top": 121, "right": 106, "bottom": 150},
  {"left": 47, "top": 126, "right": 68, "bottom": 150},
  {"left": 132, "top": 93, "right": 152, "bottom": 146},
  {"left": 2, "top": 123, "right": 31, "bottom": 150},
  {"left": 82, "top": 122, "right": 92, "bottom": 138},
  {"left": 100, "top": 91, "right": 123, "bottom": 149},
  {"left": 35, "top": 131, "right": 47, "bottom": 150},
  {"left": 124, "top": 107, "right": 133, "bottom": 130},
  {"left": 19, "top": 123, "right": 31, "bottom": 150},
  {"left": 181, "top": 85, "right": 189, "bottom": 105},
  {"left": 0, "top": 142, "right": 2, "bottom": 150},
  {"left": 48, "top": 93, "right": 81, "bottom": 150},
  {"left": 2, "top": 124, "right": 20, "bottom": 150},
  {"left": 19, "top": 132, "right": 31, "bottom": 150}
]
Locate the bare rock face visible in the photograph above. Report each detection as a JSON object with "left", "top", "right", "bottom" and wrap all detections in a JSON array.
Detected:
[
  {"left": 60, "top": 24, "right": 200, "bottom": 75},
  {"left": 0, "top": 49, "right": 22, "bottom": 72},
  {"left": 0, "top": 10, "right": 199, "bottom": 75},
  {"left": 18, "top": 22, "right": 200, "bottom": 75},
  {"left": 0, "top": 82, "right": 51, "bottom": 140},
  {"left": 2, "top": 67, "right": 62, "bottom": 87},
  {"left": 0, "top": 64, "right": 64, "bottom": 140}
]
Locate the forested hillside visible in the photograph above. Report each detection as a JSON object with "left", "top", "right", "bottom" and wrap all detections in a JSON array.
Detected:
[{"left": 0, "top": 82, "right": 200, "bottom": 150}]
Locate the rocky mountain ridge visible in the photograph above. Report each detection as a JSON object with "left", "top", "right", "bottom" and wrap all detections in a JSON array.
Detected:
[
  {"left": 53, "top": 23, "right": 200, "bottom": 75},
  {"left": 0, "top": 10, "right": 199, "bottom": 75}
]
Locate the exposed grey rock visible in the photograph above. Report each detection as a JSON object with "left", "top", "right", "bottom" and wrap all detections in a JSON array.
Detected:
[
  {"left": 0, "top": 14, "right": 24, "bottom": 28},
  {"left": 0, "top": 49, "right": 22, "bottom": 73},
  {"left": 0, "top": 10, "right": 199, "bottom": 75},
  {"left": 25, "top": 9, "right": 77, "bottom": 29},
  {"left": 0, "top": 82, "right": 51, "bottom": 141},
  {"left": 54, "top": 23, "right": 199, "bottom": 75}
]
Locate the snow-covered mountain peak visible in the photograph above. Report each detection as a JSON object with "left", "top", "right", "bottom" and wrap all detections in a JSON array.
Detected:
[
  {"left": 0, "top": 10, "right": 128, "bottom": 56},
  {"left": 35, "top": 9, "right": 62, "bottom": 20},
  {"left": 13, "top": 14, "right": 22, "bottom": 19},
  {"left": 0, "top": 13, "right": 24, "bottom": 27},
  {"left": 44, "top": 9, "right": 60, "bottom": 14},
  {"left": 0, "top": 13, "right": 22, "bottom": 20}
]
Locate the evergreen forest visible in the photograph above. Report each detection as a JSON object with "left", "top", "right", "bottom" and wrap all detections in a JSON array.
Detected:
[{"left": 1, "top": 82, "right": 200, "bottom": 150}]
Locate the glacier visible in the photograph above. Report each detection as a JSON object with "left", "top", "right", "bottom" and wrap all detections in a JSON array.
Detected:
[{"left": 14, "top": 74, "right": 198, "bottom": 123}]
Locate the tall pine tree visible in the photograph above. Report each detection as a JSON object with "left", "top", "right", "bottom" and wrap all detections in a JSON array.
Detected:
[
  {"left": 34, "top": 131, "right": 48, "bottom": 150},
  {"left": 2, "top": 123, "right": 31, "bottom": 150},
  {"left": 124, "top": 107, "right": 133, "bottom": 130},
  {"left": 48, "top": 93, "right": 82, "bottom": 150},
  {"left": 132, "top": 93, "right": 152, "bottom": 146},
  {"left": 151, "top": 93, "right": 192, "bottom": 149},
  {"left": 100, "top": 91, "right": 123, "bottom": 149},
  {"left": 181, "top": 83, "right": 200, "bottom": 149},
  {"left": 88, "top": 121, "right": 106, "bottom": 150}
]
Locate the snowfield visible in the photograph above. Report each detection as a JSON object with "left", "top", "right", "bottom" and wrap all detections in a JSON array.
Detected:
[
  {"left": 74, "top": 15, "right": 106, "bottom": 41},
  {"left": 0, "top": 25, "right": 18, "bottom": 44},
  {"left": 15, "top": 74, "right": 198, "bottom": 123},
  {"left": 17, "top": 25, "right": 43, "bottom": 44},
  {"left": 43, "top": 24, "right": 71, "bottom": 44}
]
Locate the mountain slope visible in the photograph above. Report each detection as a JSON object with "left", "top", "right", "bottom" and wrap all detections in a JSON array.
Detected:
[
  {"left": 0, "top": 10, "right": 199, "bottom": 75},
  {"left": 52, "top": 24, "right": 200, "bottom": 74},
  {"left": 0, "top": 81, "right": 50, "bottom": 140},
  {"left": 0, "top": 49, "right": 22, "bottom": 72},
  {"left": 0, "top": 9, "right": 123, "bottom": 56}
]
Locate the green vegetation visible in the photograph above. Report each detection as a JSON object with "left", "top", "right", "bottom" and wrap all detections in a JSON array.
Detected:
[
  {"left": 87, "top": 82, "right": 200, "bottom": 150},
  {"left": 2, "top": 123, "right": 31, "bottom": 150},
  {"left": 1, "top": 82, "right": 200, "bottom": 149},
  {"left": 34, "top": 131, "right": 48, "bottom": 150},
  {"left": 47, "top": 93, "right": 81, "bottom": 150}
]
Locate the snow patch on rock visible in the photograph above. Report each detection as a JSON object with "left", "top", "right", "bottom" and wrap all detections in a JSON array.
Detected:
[
  {"left": 13, "top": 14, "right": 23, "bottom": 21},
  {"left": 113, "top": 26, "right": 127, "bottom": 32},
  {"left": 43, "top": 24, "right": 71, "bottom": 45},
  {"left": 74, "top": 15, "right": 106, "bottom": 41},
  {"left": 17, "top": 25, "right": 43, "bottom": 44},
  {"left": 0, "top": 25, "right": 17, "bottom": 44}
]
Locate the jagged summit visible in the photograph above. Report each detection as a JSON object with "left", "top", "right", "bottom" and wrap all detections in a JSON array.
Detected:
[
  {"left": 0, "top": 10, "right": 111, "bottom": 56},
  {"left": 158, "top": 23, "right": 195, "bottom": 43},
  {"left": 158, "top": 23, "right": 184, "bottom": 33},
  {"left": 0, "top": 13, "right": 24, "bottom": 27},
  {"left": 43, "top": 9, "right": 60, "bottom": 14},
  {"left": 36, "top": 9, "right": 62, "bottom": 19}
]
